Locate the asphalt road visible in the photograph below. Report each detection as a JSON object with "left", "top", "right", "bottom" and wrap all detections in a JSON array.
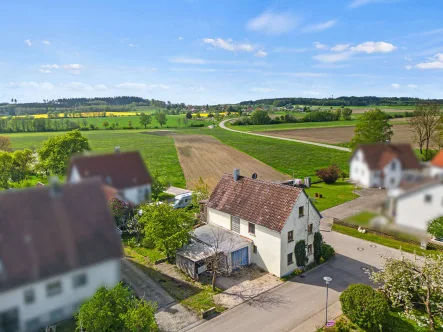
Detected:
[
  {"left": 189, "top": 230, "right": 412, "bottom": 332},
  {"left": 218, "top": 119, "right": 351, "bottom": 152}
]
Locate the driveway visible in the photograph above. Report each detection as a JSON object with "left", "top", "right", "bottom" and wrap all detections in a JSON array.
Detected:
[
  {"left": 121, "top": 259, "right": 200, "bottom": 332},
  {"left": 321, "top": 187, "right": 386, "bottom": 220},
  {"left": 219, "top": 119, "right": 351, "bottom": 152},
  {"left": 189, "top": 231, "right": 413, "bottom": 332}
]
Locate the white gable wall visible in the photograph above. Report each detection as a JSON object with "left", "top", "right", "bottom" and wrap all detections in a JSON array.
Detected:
[
  {"left": 68, "top": 166, "right": 81, "bottom": 183},
  {"left": 430, "top": 166, "right": 443, "bottom": 178},
  {"left": 0, "top": 258, "right": 120, "bottom": 332},
  {"left": 123, "top": 185, "right": 151, "bottom": 205},
  {"left": 280, "top": 192, "right": 321, "bottom": 276},
  {"left": 382, "top": 158, "right": 403, "bottom": 189},
  {"left": 350, "top": 149, "right": 372, "bottom": 187}
]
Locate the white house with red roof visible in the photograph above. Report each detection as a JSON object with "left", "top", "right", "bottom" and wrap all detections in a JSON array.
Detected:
[
  {"left": 429, "top": 150, "right": 443, "bottom": 178},
  {"left": 349, "top": 143, "right": 421, "bottom": 189},
  {"left": 200, "top": 169, "right": 322, "bottom": 277}
]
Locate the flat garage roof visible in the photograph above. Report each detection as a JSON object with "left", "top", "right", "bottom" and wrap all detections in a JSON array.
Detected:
[{"left": 193, "top": 224, "right": 252, "bottom": 253}]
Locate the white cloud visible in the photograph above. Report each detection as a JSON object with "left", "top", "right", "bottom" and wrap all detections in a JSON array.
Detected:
[
  {"left": 249, "top": 87, "right": 276, "bottom": 93},
  {"left": 24, "top": 39, "right": 32, "bottom": 46},
  {"left": 331, "top": 44, "right": 350, "bottom": 52},
  {"left": 246, "top": 11, "right": 299, "bottom": 35},
  {"left": 94, "top": 84, "right": 107, "bottom": 90},
  {"left": 61, "top": 82, "right": 94, "bottom": 91},
  {"left": 151, "top": 67, "right": 158, "bottom": 72},
  {"left": 114, "top": 83, "right": 170, "bottom": 90},
  {"left": 1, "top": 82, "right": 54, "bottom": 89},
  {"left": 408, "top": 84, "right": 418, "bottom": 89},
  {"left": 348, "top": 0, "right": 392, "bottom": 8},
  {"left": 42, "top": 40, "right": 50, "bottom": 45},
  {"left": 203, "top": 38, "right": 254, "bottom": 52},
  {"left": 62, "top": 64, "right": 84, "bottom": 69},
  {"left": 416, "top": 53, "right": 443, "bottom": 69},
  {"left": 313, "top": 42, "right": 329, "bottom": 50},
  {"left": 41, "top": 64, "right": 60, "bottom": 69},
  {"left": 391, "top": 83, "right": 400, "bottom": 89},
  {"left": 39, "top": 69, "right": 52, "bottom": 74},
  {"left": 405, "top": 56, "right": 412, "bottom": 61},
  {"left": 178, "top": 36, "right": 184, "bottom": 40},
  {"left": 350, "top": 41, "right": 396, "bottom": 53},
  {"left": 169, "top": 57, "right": 207, "bottom": 65},
  {"left": 405, "top": 65, "right": 412, "bottom": 70},
  {"left": 313, "top": 52, "right": 352, "bottom": 63},
  {"left": 188, "top": 86, "right": 205, "bottom": 92},
  {"left": 302, "top": 20, "right": 337, "bottom": 33},
  {"left": 129, "top": 44, "right": 136, "bottom": 47},
  {"left": 254, "top": 50, "right": 267, "bottom": 58}
]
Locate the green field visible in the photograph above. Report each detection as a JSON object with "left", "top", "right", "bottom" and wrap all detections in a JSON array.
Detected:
[
  {"left": 228, "top": 119, "right": 359, "bottom": 132},
  {"left": 305, "top": 181, "right": 356, "bottom": 211},
  {"left": 6, "top": 130, "right": 185, "bottom": 187}
]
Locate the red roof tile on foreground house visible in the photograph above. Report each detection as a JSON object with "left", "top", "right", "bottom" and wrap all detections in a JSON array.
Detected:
[
  {"left": 0, "top": 178, "right": 123, "bottom": 292},
  {"left": 431, "top": 150, "right": 443, "bottom": 168},
  {"left": 67, "top": 151, "right": 152, "bottom": 190},
  {"left": 207, "top": 174, "right": 303, "bottom": 232},
  {"left": 352, "top": 143, "right": 421, "bottom": 170}
]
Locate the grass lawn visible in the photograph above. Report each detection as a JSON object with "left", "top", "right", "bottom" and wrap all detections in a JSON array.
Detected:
[
  {"left": 227, "top": 119, "right": 359, "bottom": 132},
  {"left": 343, "top": 211, "right": 378, "bottom": 227},
  {"left": 124, "top": 246, "right": 224, "bottom": 313},
  {"left": 332, "top": 224, "right": 438, "bottom": 256},
  {"left": 305, "top": 180, "right": 357, "bottom": 211},
  {"left": 5, "top": 130, "right": 186, "bottom": 187}
]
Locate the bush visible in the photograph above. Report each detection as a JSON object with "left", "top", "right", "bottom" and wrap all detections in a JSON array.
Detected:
[
  {"left": 316, "top": 164, "right": 340, "bottom": 184},
  {"left": 340, "top": 284, "right": 389, "bottom": 330},
  {"left": 321, "top": 243, "right": 335, "bottom": 261},
  {"left": 294, "top": 240, "right": 307, "bottom": 267},
  {"left": 189, "top": 123, "right": 204, "bottom": 127},
  {"left": 313, "top": 232, "right": 323, "bottom": 264}
]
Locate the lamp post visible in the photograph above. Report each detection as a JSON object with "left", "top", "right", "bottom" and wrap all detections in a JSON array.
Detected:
[{"left": 323, "top": 276, "right": 332, "bottom": 325}]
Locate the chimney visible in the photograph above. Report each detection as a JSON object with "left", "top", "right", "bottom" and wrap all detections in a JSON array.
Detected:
[
  {"left": 49, "top": 176, "right": 62, "bottom": 198},
  {"left": 233, "top": 168, "right": 240, "bottom": 181},
  {"left": 114, "top": 146, "right": 121, "bottom": 154}
]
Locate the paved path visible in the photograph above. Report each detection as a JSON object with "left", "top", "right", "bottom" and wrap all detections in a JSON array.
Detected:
[
  {"left": 321, "top": 188, "right": 386, "bottom": 220},
  {"left": 189, "top": 230, "right": 412, "bottom": 332},
  {"left": 219, "top": 119, "right": 351, "bottom": 152},
  {"left": 121, "top": 259, "right": 200, "bottom": 332}
]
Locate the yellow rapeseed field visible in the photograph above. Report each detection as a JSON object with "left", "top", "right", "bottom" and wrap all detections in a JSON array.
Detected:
[{"left": 7, "top": 111, "right": 139, "bottom": 119}]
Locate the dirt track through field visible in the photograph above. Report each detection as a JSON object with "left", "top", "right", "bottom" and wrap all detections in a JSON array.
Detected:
[
  {"left": 264, "top": 124, "right": 416, "bottom": 146},
  {"left": 171, "top": 134, "right": 290, "bottom": 189}
]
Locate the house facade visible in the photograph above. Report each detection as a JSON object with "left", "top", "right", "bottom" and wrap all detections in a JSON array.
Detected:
[
  {"left": 203, "top": 170, "right": 322, "bottom": 277},
  {"left": 350, "top": 143, "right": 421, "bottom": 189},
  {"left": 430, "top": 150, "right": 443, "bottom": 178},
  {"left": 386, "top": 178, "right": 443, "bottom": 233},
  {"left": 0, "top": 179, "right": 123, "bottom": 332},
  {"left": 67, "top": 149, "right": 152, "bottom": 205}
]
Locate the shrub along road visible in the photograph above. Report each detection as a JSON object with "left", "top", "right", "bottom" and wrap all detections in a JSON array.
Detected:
[{"left": 219, "top": 119, "right": 351, "bottom": 152}]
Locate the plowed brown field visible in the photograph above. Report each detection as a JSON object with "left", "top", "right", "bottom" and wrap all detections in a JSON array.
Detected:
[
  {"left": 264, "top": 124, "right": 416, "bottom": 146},
  {"left": 172, "top": 134, "right": 290, "bottom": 189}
]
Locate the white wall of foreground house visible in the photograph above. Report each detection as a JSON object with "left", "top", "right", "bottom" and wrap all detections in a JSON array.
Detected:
[
  {"left": 123, "top": 184, "right": 151, "bottom": 205},
  {"left": 280, "top": 192, "right": 320, "bottom": 277},
  {"left": 382, "top": 159, "right": 402, "bottom": 189},
  {"left": 206, "top": 207, "right": 281, "bottom": 276},
  {"left": 68, "top": 166, "right": 81, "bottom": 182},
  {"left": 350, "top": 150, "right": 372, "bottom": 187},
  {"left": 395, "top": 184, "right": 443, "bottom": 232},
  {"left": 0, "top": 259, "right": 120, "bottom": 332},
  {"left": 430, "top": 166, "right": 443, "bottom": 178}
]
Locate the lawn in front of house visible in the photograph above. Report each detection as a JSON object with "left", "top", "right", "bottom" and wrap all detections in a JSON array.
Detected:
[
  {"left": 343, "top": 211, "right": 378, "bottom": 227},
  {"left": 305, "top": 180, "right": 357, "bottom": 211},
  {"left": 124, "top": 245, "right": 225, "bottom": 314},
  {"left": 332, "top": 224, "right": 437, "bottom": 256}
]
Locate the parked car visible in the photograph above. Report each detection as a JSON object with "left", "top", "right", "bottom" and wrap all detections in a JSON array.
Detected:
[{"left": 173, "top": 193, "right": 193, "bottom": 209}]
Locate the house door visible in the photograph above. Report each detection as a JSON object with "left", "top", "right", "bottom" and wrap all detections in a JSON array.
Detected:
[{"left": 231, "top": 247, "right": 249, "bottom": 270}]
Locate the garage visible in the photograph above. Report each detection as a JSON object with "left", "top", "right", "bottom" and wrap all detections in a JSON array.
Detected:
[{"left": 231, "top": 246, "right": 249, "bottom": 269}]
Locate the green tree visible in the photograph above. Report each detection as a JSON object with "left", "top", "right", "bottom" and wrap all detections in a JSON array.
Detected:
[
  {"left": 350, "top": 109, "right": 393, "bottom": 149},
  {"left": 313, "top": 232, "right": 323, "bottom": 264},
  {"left": 0, "top": 136, "right": 12, "bottom": 151},
  {"left": 139, "top": 113, "right": 152, "bottom": 129},
  {"left": 151, "top": 172, "right": 166, "bottom": 200},
  {"left": 103, "top": 121, "right": 110, "bottom": 129},
  {"left": 428, "top": 217, "right": 443, "bottom": 238},
  {"left": 0, "top": 152, "right": 13, "bottom": 189},
  {"left": 76, "top": 283, "right": 158, "bottom": 332},
  {"left": 155, "top": 112, "right": 168, "bottom": 128},
  {"left": 371, "top": 253, "right": 443, "bottom": 331},
  {"left": 294, "top": 240, "right": 307, "bottom": 267},
  {"left": 191, "top": 177, "right": 210, "bottom": 208},
  {"left": 38, "top": 130, "right": 91, "bottom": 174},
  {"left": 186, "top": 111, "right": 192, "bottom": 119},
  {"left": 250, "top": 110, "right": 271, "bottom": 125},
  {"left": 11, "top": 149, "right": 35, "bottom": 182},
  {"left": 334, "top": 108, "right": 342, "bottom": 120},
  {"left": 139, "top": 203, "right": 193, "bottom": 261},
  {"left": 342, "top": 108, "right": 353, "bottom": 120}
]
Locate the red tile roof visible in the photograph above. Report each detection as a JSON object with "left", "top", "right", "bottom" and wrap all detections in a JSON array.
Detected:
[
  {"left": 0, "top": 178, "right": 123, "bottom": 293},
  {"left": 431, "top": 150, "right": 443, "bottom": 167},
  {"left": 67, "top": 151, "right": 152, "bottom": 190},
  {"left": 207, "top": 174, "right": 306, "bottom": 233},
  {"left": 352, "top": 143, "right": 421, "bottom": 171}
]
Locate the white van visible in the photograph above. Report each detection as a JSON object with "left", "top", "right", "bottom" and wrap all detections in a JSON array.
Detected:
[{"left": 173, "top": 193, "right": 193, "bottom": 209}]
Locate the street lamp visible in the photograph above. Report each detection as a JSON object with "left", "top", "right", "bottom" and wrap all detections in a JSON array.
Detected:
[{"left": 323, "top": 276, "right": 332, "bottom": 325}]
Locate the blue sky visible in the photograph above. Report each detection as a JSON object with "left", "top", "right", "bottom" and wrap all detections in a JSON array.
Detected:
[{"left": 1, "top": 0, "right": 443, "bottom": 104}]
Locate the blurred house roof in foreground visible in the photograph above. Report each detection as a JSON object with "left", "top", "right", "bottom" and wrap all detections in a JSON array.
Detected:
[
  {"left": 431, "top": 150, "right": 443, "bottom": 168},
  {"left": 0, "top": 178, "right": 123, "bottom": 293}
]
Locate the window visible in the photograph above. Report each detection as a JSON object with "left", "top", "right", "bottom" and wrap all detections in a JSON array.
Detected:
[
  {"left": 308, "top": 244, "right": 313, "bottom": 255},
  {"left": 391, "top": 162, "right": 396, "bottom": 170},
  {"left": 298, "top": 206, "right": 304, "bottom": 217},
  {"left": 73, "top": 273, "right": 87, "bottom": 288},
  {"left": 308, "top": 224, "right": 313, "bottom": 234},
  {"left": 46, "top": 280, "right": 62, "bottom": 297},
  {"left": 287, "top": 253, "right": 294, "bottom": 265},
  {"left": 288, "top": 230, "right": 294, "bottom": 243},
  {"left": 425, "top": 194, "right": 432, "bottom": 203},
  {"left": 253, "top": 245, "right": 257, "bottom": 254},
  {"left": 231, "top": 216, "right": 240, "bottom": 233},
  {"left": 0, "top": 308, "right": 19, "bottom": 332},
  {"left": 24, "top": 289, "right": 35, "bottom": 304},
  {"left": 248, "top": 222, "right": 255, "bottom": 235}
]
